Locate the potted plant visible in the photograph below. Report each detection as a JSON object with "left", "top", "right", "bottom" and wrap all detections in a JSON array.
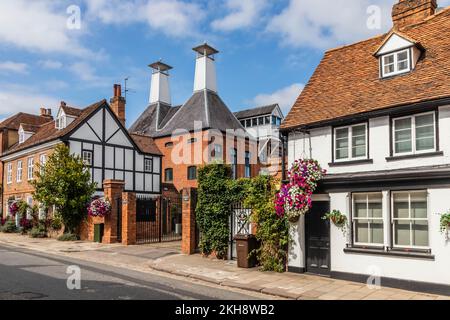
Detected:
[
  {"left": 275, "top": 159, "right": 326, "bottom": 222},
  {"left": 88, "top": 197, "right": 112, "bottom": 218},
  {"left": 440, "top": 211, "right": 450, "bottom": 235},
  {"left": 323, "top": 210, "right": 348, "bottom": 235}
]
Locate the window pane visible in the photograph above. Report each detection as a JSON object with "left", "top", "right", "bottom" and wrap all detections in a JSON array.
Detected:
[
  {"left": 368, "top": 194, "right": 382, "bottom": 218},
  {"left": 398, "top": 60, "right": 408, "bottom": 71},
  {"left": 336, "top": 149, "right": 348, "bottom": 160},
  {"left": 384, "top": 55, "right": 394, "bottom": 65},
  {"left": 412, "top": 220, "right": 428, "bottom": 246},
  {"left": 352, "top": 125, "right": 365, "bottom": 137},
  {"left": 415, "top": 114, "right": 433, "bottom": 127},
  {"left": 411, "top": 192, "right": 427, "bottom": 218},
  {"left": 393, "top": 193, "right": 409, "bottom": 218},
  {"left": 395, "top": 141, "right": 412, "bottom": 153},
  {"left": 397, "top": 51, "right": 408, "bottom": 61},
  {"left": 370, "top": 220, "right": 384, "bottom": 244},
  {"left": 355, "top": 220, "right": 369, "bottom": 243},
  {"left": 384, "top": 64, "right": 394, "bottom": 74},
  {"left": 336, "top": 128, "right": 348, "bottom": 140},
  {"left": 395, "top": 118, "right": 412, "bottom": 130},
  {"left": 353, "top": 194, "right": 367, "bottom": 218},
  {"left": 394, "top": 221, "right": 410, "bottom": 246}
]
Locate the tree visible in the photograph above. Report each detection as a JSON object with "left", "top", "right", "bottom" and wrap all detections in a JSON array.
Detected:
[{"left": 31, "top": 144, "right": 96, "bottom": 234}]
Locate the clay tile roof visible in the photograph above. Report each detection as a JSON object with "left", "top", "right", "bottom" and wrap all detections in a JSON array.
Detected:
[
  {"left": 0, "top": 113, "right": 52, "bottom": 130},
  {"left": 129, "top": 133, "right": 162, "bottom": 156},
  {"left": 20, "top": 123, "right": 41, "bottom": 133},
  {"left": 281, "top": 7, "right": 450, "bottom": 130},
  {"left": 61, "top": 105, "right": 83, "bottom": 117},
  {"left": 3, "top": 100, "right": 106, "bottom": 156}
]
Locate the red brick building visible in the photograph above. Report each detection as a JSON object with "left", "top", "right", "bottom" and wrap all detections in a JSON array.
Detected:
[{"left": 130, "top": 44, "right": 261, "bottom": 191}]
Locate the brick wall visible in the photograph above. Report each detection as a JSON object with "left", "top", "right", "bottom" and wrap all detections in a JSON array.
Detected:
[
  {"left": 154, "top": 129, "right": 261, "bottom": 192},
  {"left": 2, "top": 146, "right": 55, "bottom": 218}
]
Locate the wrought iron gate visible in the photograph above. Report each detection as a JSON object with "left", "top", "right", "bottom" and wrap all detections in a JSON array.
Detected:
[
  {"left": 136, "top": 195, "right": 183, "bottom": 244},
  {"left": 229, "top": 202, "right": 252, "bottom": 260}
]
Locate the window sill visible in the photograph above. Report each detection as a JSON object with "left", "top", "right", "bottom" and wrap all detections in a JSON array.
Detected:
[
  {"left": 328, "top": 159, "right": 373, "bottom": 167},
  {"left": 344, "top": 246, "right": 435, "bottom": 260},
  {"left": 386, "top": 151, "right": 443, "bottom": 162}
]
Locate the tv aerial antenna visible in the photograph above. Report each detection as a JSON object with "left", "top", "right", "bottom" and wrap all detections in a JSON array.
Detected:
[{"left": 124, "top": 77, "right": 136, "bottom": 100}]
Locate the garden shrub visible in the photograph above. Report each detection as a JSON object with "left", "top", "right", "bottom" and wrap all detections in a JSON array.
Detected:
[
  {"left": 2, "top": 219, "right": 18, "bottom": 233},
  {"left": 245, "top": 175, "right": 289, "bottom": 272},
  {"left": 57, "top": 233, "right": 79, "bottom": 241},
  {"left": 30, "top": 223, "right": 47, "bottom": 238}
]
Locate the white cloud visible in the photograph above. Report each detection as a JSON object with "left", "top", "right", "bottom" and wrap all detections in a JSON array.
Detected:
[
  {"left": 86, "top": 0, "right": 205, "bottom": 37},
  {"left": 211, "top": 0, "right": 268, "bottom": 32},
  {"left": 251, "top": 83, "right": 304, "bottom": 116},
  {"left": 267, "top": 0, "right": 394, "bottom": 49},
  {"left": 39, "top": 60, "right": 63, "bottom": 70},
  {"left": 0, "top": 88, "right": 58, "bottom": 118},
  {"left": 0, "top": 0, "right": 94, "bottom": 57},
  {"left": 69, "top": 62, "right": 101, "bottom": 82},
  {"left": 0, "top": 61, "right": 28, "bottom": 74}
]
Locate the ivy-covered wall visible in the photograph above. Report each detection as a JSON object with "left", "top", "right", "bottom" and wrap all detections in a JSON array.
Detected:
[{"left": 196, "top": 163, "right": 289, "bottom": 272}]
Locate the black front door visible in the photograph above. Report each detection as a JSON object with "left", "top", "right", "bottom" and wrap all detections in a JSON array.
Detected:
[{"left": 305, "top": 201, "right": 330, "bottom": 276}]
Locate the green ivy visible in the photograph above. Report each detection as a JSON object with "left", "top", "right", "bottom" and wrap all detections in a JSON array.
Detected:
[{"left": 196, "top": 163, "right": 289, "bottom": 271}]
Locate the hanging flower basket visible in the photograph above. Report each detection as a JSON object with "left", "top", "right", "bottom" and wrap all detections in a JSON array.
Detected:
[
  {"left": 88, "top": 197, "right": 112, "bottom": 218},
  {"left": 275, "top": 159, "right": 326, "bottom": 222},
  {"left": 9, "top": 202, "right": 19, "bottom": 216},
  {"left": 439, "top": 212, "right": 450, "bottom": 234},
  {"left": 323, "top": 210, "right": 348, "bottom": 235}
]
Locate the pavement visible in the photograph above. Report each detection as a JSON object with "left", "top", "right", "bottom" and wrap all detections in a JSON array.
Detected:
[{"left": 0, "top": 233, "right": 449, "bottom": 300}]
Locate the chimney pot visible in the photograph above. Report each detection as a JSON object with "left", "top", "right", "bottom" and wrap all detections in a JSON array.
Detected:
[
  {"left": 40, "top": 108, "right": 46, "bottom": 116},
  {"left": 114, "top": 84, "right": 122, "bottom": 98},
  {"left": 392, "top": 0, "right": 437, "bottom": 29},
  {"left": 60, "top": 101, "right": 66, "bottom": 107},
  {"left": 110, "top": 84, "right": 126, "bottom": 126}
]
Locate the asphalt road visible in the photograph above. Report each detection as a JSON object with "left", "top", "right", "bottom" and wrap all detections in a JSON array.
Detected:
[{"left": 0, "top": 244, "right": 266, "bottom": 300}]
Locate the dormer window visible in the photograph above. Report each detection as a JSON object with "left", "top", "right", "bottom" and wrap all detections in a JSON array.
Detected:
[
  {"left": 55, "top": 115, "right": 66, "bottom": 129},
  {"left": 19, "top": 129, "right": 25, "bottom": 144},
  {"left": 381, "top": 49, "right": 411, "bottom": 78}
]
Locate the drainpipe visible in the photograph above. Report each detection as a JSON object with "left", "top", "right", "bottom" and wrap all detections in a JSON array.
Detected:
[{"left": 281, "top": 132, "right": 288, "bottom": 183}]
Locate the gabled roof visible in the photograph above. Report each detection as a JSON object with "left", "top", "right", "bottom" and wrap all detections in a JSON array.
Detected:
[
  {"left": 129, "top": 133, "right": 162, "bottom": 155},
  {"left": 373, "top": 30, "right": 421, "bottom": 56},
  {"left": 20, "top": 123, "right": 41, "bottom": 133},
  {"left": 130, "top": 90, "right": 244, "bottom": 138},
  {"left": 0, "top": 113, "right": 52, "bottom": 130},
  {"left": 3, "top": 101, "right": 105, "bottom": 156},
  {"left": 281, "top": 7, "right": 450, "bottom": 130},
  {"left": 234, "top": 104, "right": 280, "bottom": 120},
  {"left": 61, "top": 105, "right": 83, "bottom": 117}
]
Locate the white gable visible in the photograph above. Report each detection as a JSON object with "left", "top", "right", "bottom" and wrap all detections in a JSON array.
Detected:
[
  {"left": 87, "top": 109, "right": 103, "bottom": 139},
  {"left": 70, "top": 123, "right": 101, "bottom": 142},
  {"left": 376, "top": 33, "right": 415, "bottom": 56},
  {"left": 105, "top": 110, "right": 120, "bottom": 141},
  {"left": 108, "top": 130, "right": 133, "bottom": 147}
]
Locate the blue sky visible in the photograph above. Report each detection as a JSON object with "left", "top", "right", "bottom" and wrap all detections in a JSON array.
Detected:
[{"left": 1, "top": 0, "right": 449, "bottom": 126}]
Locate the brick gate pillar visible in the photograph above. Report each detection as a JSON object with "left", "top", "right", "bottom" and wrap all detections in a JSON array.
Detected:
[
  {"left": 181, "top": 188, "right": 197, "bottom": 255},
  {"left": 121, "top": 192, "right": 136, "bottom": 245},
  {"left": 103, "top": 179, "right": 125, "bottom": 244}
]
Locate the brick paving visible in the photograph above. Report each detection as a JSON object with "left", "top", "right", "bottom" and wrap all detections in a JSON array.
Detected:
[{"left": 0, "top": 233, "right": 448, "bottom": 300}]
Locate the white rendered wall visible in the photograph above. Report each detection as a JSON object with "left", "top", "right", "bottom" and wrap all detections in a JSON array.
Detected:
[
  {"left": 194, "top": 56, "right": 217, "bottom": 93},
  {"left": 149, "top": 72, "right": 171, "bottom": 105},
  {"left": 329, "top": 190, "right": 450, "bottom": 286},
  {"left": 288, "top": 105, "right": 450, "bottom": 174}
]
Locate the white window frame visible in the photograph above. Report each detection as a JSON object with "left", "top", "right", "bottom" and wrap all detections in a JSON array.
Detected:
[
  {"left": 334, "top": 123, "right": 368, "bottom": 162},
  {"left": 19, "top": 129, "right": 25, "bottom": 144},
  {"left": 392, "top": 111, "right": 436, "bottom": 156},
  {"left": 27, "top": 157, "right": 34, "bottom": 181},
  {"left": 39, "top": 154, "right": 47, "bottom": 175},
  {"left": 213, "top": 144, "right": 223, "bottom": 160},
  {"left": 352, "top": 192, "right": 384, "bottom": 247},
  {"left": 391, "top": 190, "right": 429, "bottom": 250},
  {"left": 144, "top": 158, "right": 153, "bottom": 173},
  {"left": 55, "top": 116, "right": 66, "bottom": 129},
  {"left": 381, "top": 49, "right": 411, "bottom": 78},
  {"left": 6, "top": 163, "right": 13, "bottom": 184},
  {"left": 245, "top": 151, "right": 251, "bottom": 178},
  {"left": 82, "top": 150, "right": 93, "bottom": 166},
  {"left": 16, "top": 160, "right": 22, "bottom": 182}
]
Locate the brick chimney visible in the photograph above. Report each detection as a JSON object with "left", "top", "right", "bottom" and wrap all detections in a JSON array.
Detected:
[
  {"left": 40, "top": 107, "right": 53, "bottom": 120},
  {"left": 392, "top": 0, "right": 437, "bottom": 29},
  {"left": 110, "top": 84, "right": 126, "bottom": 126}
]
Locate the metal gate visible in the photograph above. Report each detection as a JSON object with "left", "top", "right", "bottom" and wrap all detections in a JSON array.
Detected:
[
  {"left": 229, "top": 202, "right": 252, "bottom": 260},
  {"left": 136, "top": 195, "right": 183, "bottom": 244}
]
